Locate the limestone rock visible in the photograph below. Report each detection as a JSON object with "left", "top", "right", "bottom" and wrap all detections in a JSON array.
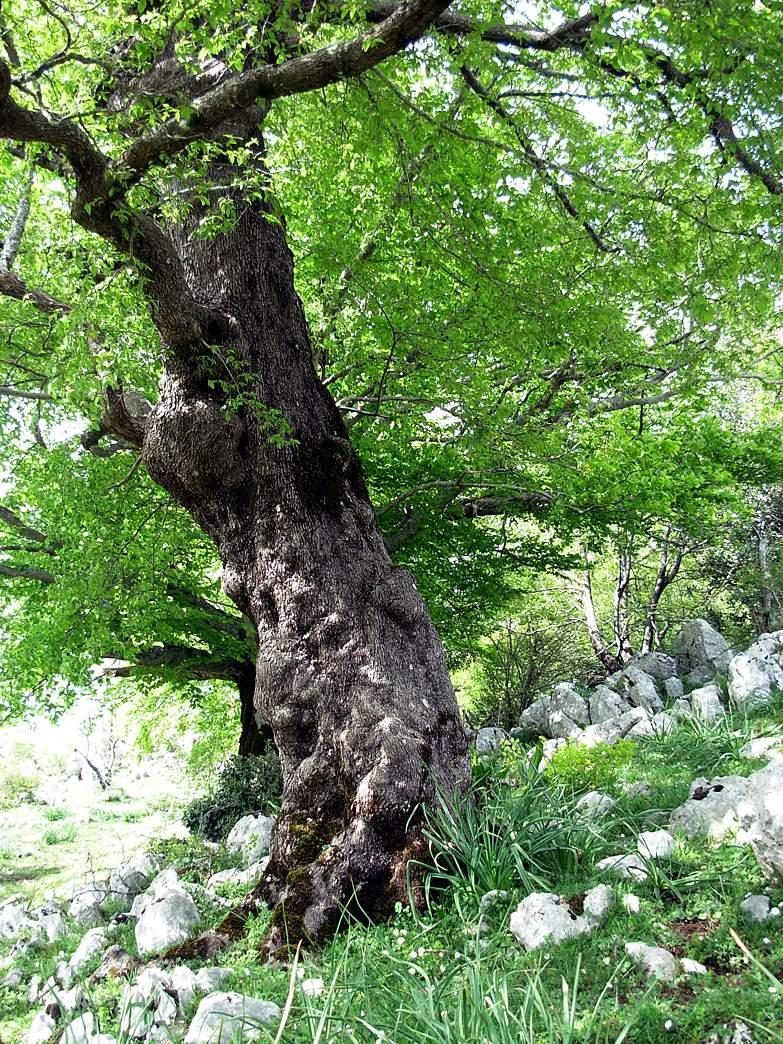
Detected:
[
  {"left": 509, "top": 885, "right": 613, "bottom": 951},
  {"left": 68, "top": 928, "right": 108, "bottom": 978},
  {"left": 628, "top": 652, "right": 679, "bottom": 681},
  {"left": 474, "top": 727, "right": 507, "bottom": 753},
  {"left": 740, "top": 895, "right": 771, "bottom": 923},
  {"left": 588, "top": 686, "right": 626, "bottom": 724},
  {"left": 26, "top": 1013, "right": 56, "bottom": 1044},
  {"left": 637, "top": 830, "right": 676, "bottom": 860},
  {"left": 576, "top": 791, "right": 617, "bottom": 817},
  {"left": 729, "top": 632, "right": 783, "bottom": 710},
  {"left": 663, "top": 676, "right": 684, "bottom": 700},
  {"left": 739, "top": 736, "right": 783, "bottom": 760},
  {"left": 183, "top": 992, "right": 281, "bottom": 1043},
  {"left": 596, "top": 854, "right": 648, "bottom": 882},
  {"left": 207, "top": 860, "right": 268, "bottom": 892},
  {"left": 680, "top": 958, "right": 707, "bottom": 975},
  {"left": 671, "top": 619, "right": 732, "bottom": 675},
  {"left": 194, "top": 968, "right": 233, "bottom": 994},
  {"left": 225, "top": 815, "right": 275, "bottom": 866},
  {"left": 669, "top": 776, "right": 752, "bottom": 840},
  {"left": 625, "top": 941, "right": 677, "bottom": 981},
  {"left": 690, "top": 683, "right": 724, "bottom": 721},
  {"left": 135, "top": 892, "right": 201, "bottom": 958}
]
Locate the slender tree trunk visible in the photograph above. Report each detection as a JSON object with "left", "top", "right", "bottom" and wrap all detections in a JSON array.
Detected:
[
  {"left": 573, "top": 569, "right": 622, "bottom": 674},
  {"left": 139, "top": 138, "right": 470, "bottom": 952},
  {"left": 613, "top": 539, "right": 634, "bottom": 663},
  {"left": 641, "top": 529, "right": 683, "bottom": 654}
]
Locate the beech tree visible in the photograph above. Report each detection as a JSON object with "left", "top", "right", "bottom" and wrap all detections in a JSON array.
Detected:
[{"left": 1, "top": 0, "right": 782, "bottom": 950}]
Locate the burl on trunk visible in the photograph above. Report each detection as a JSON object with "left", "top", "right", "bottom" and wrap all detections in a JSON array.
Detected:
[{"left": 139, "top": 156, "right": 470, "bottom": 952}]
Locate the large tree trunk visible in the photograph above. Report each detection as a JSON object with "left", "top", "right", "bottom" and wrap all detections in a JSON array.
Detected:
[
  {"left": 139, "top": 137, "right": 470, "bottom": 953},
  {"left": 237, "top": 666, "right": 273, "bottom": 757}
]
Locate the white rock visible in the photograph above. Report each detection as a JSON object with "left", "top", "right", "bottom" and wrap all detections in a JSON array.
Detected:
[
  {"left": 225, "top": 815, "right": 275, "bottom": 866},
  {"left": 651, "top": 711, "right": 677, "bottom": 736},
  {"left": 300, "top": 978, "right": 324, "bottom": 998},
  {"left": 622, "top": 894, "right": 641, "bottom": 914},
  {"left": 474, "top": 727, "right": 507, "bottom": 753},
  {"left": 576, "top": 791, "right": 617, "bottom": 817},
  {"left": 109, "top": 853, "right": 161, "bottom": 909},
  {"left": 690, "top": 684, "right": 724, "bottom": 721},
  {"left": 207, "top": 860, "right": 268, "bottom": 891},
  {"left": 26, "top": 1012, "right": 56, "bottom": 1044},
  {"left": 680, "top": 958, "right": 707, "bottom": 975},
  {"left": 671, "top": 619, "right": 732, "bottom": 675},
  {"left": 625, "top": 942, "right": 677, "bottom": 981},
  {"left": 738, "top": 759, "right": 783, "bottom": 880},
  {"left": 740, "top": 894, "right": 771, "bottom": 923},
  {"left": 171, "top": 966, "right": 198, "bottom": 1011},
  {"left": 588, "top": 686, "right": 626, "bottom": 724},
  {"left": 740, "top": 736, "right": 783, "bottom": 760},
  {"left": 625, "top": 781, "right": 653, "bottom": 800},
  {"left": 729, "top": 632, "right": 783, "bottom": 710},
  {"left": 61, "top": 1012, "right": 97, "bottom": 1044},
  {"left": 131, "top": 868, "right": 186, "bottom": 919},
  {"left": 39, "top": 912, "right": 68, "bottom": 943},
  {"left": 135, "top": 892, "right": 201, "bottom": 958},
  {"left": 664, "top": 677, "right": 684, "bottom": 701},
  {"left": 669, "top": 775, "right": 752, "bottom": 840},
  {"left": 509, "top": 886, "right": 612, "bottom": 951},
  {"left": 622, "top": 669, "right": 663, "bottom": 714},
  {"left": 578, "top": 707, "right": 649, "bottom": 748},
  {"left": 183, "top": 992, "right": 280, "bottom": 1043},
  {"left": 626, "top": 717, "right": 656, "bottom": 739},
  {"left": 596, "top": 854, "right": 648, "bottom": 882},
  {"left": 68, "top": 928, "right": 107, "bottom": 977},
  {"left": 40, "top": 983, "right": 87, "bottom": 1014},
  {"left": 0, "top": 900, "right": 33, "bottom": 940},
  {"left": 637, "top": 830, "right": 676, "bottom": 860},
  {"left": 194, "top": 968, "right": 233, "bottom": 994},
  {"left": 68, "top": 885, "right": 107, "bottom": 928},
  {"left": 628, "top": 653, "right": 679, "bottom": 681}
]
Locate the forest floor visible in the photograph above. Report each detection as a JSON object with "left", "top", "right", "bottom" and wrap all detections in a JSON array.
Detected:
[{"left": 1, "top": 698, "right": 783, "bottom": 1043}]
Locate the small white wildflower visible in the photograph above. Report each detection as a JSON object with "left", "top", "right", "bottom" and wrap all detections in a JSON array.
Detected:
[
  {"left": 664, "top": 1020, "right": 674, "bottom": 1032},
  {"left": 602, "top": 957, "right": 611, "bottom": 965}
]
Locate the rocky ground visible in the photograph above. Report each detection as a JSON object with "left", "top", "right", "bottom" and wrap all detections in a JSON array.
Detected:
[{"left": 1, "top": 620, "right": 783, "bottom": 1043}]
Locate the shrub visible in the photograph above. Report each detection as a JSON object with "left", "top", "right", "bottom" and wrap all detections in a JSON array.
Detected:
[
  {"left": 182, "top": 749, "right": 282, "bottom": 841},
  {"left": 43, "top": 824, "right": 77, "bottom": 845},
  {"left": 544, "top": 739, "right": 636, "bottom": 794}
]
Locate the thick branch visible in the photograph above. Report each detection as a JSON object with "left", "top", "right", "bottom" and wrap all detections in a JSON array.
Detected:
[
  {"left": 0, "top": 504, "right": 48, "bottom": 543},
  {"left": 115, "top": 0, "right": 457, "bottom": 181},
  {"left": 0, "top": 562, "right": 55, "bottom": 582}
]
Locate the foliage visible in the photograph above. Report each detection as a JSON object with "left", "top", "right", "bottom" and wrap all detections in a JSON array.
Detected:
[
  {"left": 543, "top": 740, "right": 637, "bottom": 795},
  {"left": 182, "top": 751, "right": 282, "bottom": 842}
]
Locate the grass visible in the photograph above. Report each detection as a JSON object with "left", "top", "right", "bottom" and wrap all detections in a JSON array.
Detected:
[{"left": 2, "top": 695, "right": 783, "bottom": 1043}]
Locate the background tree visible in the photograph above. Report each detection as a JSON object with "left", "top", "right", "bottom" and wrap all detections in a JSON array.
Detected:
[{"left": 1, "top": 0, "right": 782, "bottom": 949}]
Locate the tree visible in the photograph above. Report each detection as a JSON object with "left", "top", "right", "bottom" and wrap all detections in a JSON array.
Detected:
[{"left": 1, "top": 0, "right": 782, "bottom": 950}]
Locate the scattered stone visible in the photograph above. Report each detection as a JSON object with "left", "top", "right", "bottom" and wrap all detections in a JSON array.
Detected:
[
  {"left": 671, "top": 619, "right": 732, "bottom": 675},
  {"left": 637, "top": 830, "right": 676, "bottom": 860},
  {"left": 40, "top": 983, "right": 87, "bottom": 1015},
  {"left": 588, "top": 686, "right": 626, "bottom": 724},
  {"left": 26, "top": 1012, "right": 56, "bottom": 1044},
  {"left": 626, "top": 716, "right": 656, "bottom": 739},
  {"left": 109, "top": 853, "right": 161, "bottom": 910},
  {"left": 625, "top": 781, "right": 653, "bottom": 800},
  {"left": 68, "top": 885, "right": 107, "bottom": 928},
  {"left": 2, "top": 968, "right": 23, "bottom": 988},
  {"left": 183, "top": 992, "right": 281, "bottom": 1043},
  {"left": 663, "top": 677, "right": 684, "bottom": 701},
  {"left": 739, "top": 736, "right": 783, "bottom": 760},
  {"left": 679, "top": 958, "right": 707, "bottom": 975},
  {"left": 171, "top": 966, "right": 197, "bottom": 1011},
  {"left": 625, "top": 941, "right": 677, "bottom": 981},
  {"left": 576, "top": 791, "right": 617, "bottom": 817},
  {"left": 628, "top": 653, "right": 679, "bottom": 681},
  {"left": 0, "top": 899, "right": 32, "bottom": 940},
  {"left": 194, "top": 968, "right": 233, "bottom": 994},
  {"left": 669, "top": 775, "right": 751, "bottom": 840},
  {"left": 596, "top": 854, "right": 648, "bottom": 882},
  {"left": 651, "top": 711, "right": 677, "bottom": 736},
  {"left": 69, "top": 928, "right": 108, "bottom": 978},
  {"left": 89, "top": 945, "right": 135, "bottom": 984},
  {"left": 729, "top": 632, "right": 783, "bottom": 710},
  {"left": 509, "top": 885, "right": 613, "bottom": 951},
  {"left": 737, "top": 759, "right": 783, "bottom": 880},
  {"left": 622, "top": 669, "right": 663, "bottom": 715},
  {"left": 131, "top": 868, "right": 186, "bottom": 919},
  {"left": 690, "top": 683, "right": 724, "bottom": 721},
  {"left": 135, "top": 892, "right": 201, "bottom": 958},
  {"left": 740, "top": 894, "right": 771, "bottom": 923},
  {"left": 225, "top": 815, "right": 275, "bottom": 866},
  {"left": 39, "top": 912, "right": 68, "bottom": 944},
  {"left": 60, "top": 1012, "right": 98, "bottom": 1044},
  {"left": 474, "top": 727, "right": 507, "bottom": 753},
  {"left": 300, "top": 978, "right": 324, "bottom": 998}
]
